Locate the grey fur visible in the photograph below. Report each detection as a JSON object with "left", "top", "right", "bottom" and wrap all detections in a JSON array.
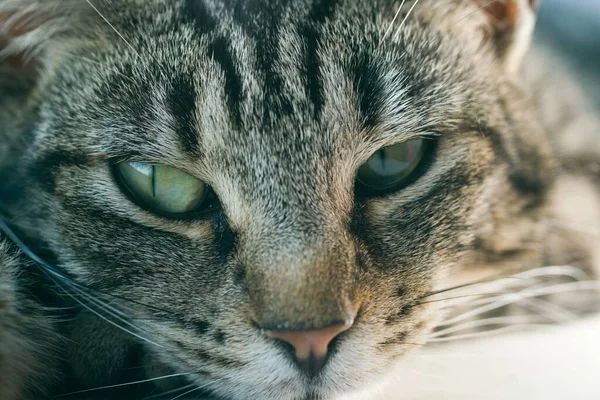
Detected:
[{"left": 0, "top": 1, "right": 598, "bottom": 399}]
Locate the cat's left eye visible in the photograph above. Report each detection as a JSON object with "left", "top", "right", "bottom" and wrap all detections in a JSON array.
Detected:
[
  {"left": 356, "top": 138, "right": 429, "bottom": 193},
  {"left": 115, "top": 162, "right": 210, "bottom": 216}
]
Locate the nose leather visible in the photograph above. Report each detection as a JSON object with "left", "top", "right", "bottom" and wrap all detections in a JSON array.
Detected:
[{"left": 266, "top": 322, "right": 353, "bottom": 377}]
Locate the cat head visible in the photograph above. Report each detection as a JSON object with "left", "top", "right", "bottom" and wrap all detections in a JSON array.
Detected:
[{"left": 0, "top": 0, "right": 554, "bottom": 398}]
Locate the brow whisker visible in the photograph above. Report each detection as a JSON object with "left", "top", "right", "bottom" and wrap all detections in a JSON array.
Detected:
[
  {"left": 380, "top": 0, "right": 408, "bottom": 45},
  {"left": 397, "top": 0, "right": 422, "bottom": 33},
  {"left": 84, "top": 0, "right": 140, "bottom": 57}
]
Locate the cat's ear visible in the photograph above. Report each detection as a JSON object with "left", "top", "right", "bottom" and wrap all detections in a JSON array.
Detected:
[
  {"left": 476, "top": 0, "right": 539, "bottom": 75},
  {"left": 0, "top": 8, "right": 51, "bottom": 76},
  {"left": 0, "top": 1, "right": 85, "bottom": 78}
]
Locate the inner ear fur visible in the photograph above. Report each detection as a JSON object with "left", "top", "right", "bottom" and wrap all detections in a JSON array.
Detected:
[
  {"left": 0, "top": 0, "right": 90, "bottom": 77},
  {"left": 475, "top": 0, "right": 539, "bottom": 75},
  {"left": 0, "top": 10, "right": 49, "bottom": 75}
]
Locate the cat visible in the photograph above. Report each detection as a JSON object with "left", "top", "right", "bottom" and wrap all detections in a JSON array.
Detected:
[{"left": 0, "top": 0, "right": 599, "bottom": 399}]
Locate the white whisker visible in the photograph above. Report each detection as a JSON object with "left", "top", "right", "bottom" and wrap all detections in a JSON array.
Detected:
[
  {"left": 428, "top": 315, "right": 548, "bottom": 339},
  {"left": 396, "top": 0, "right": 422, "bottom": 36},
  {"left": 66, "top": 283, "right": 164, "bottom": 348},
  {"left": 438, "top": 280, "right": 600, "bottom": 327},
  {"left": 144, "top": 383, "right": 198, "bottom": 400},
  {"left": 423, "top": 265, "right": 589, "bottom": 304},
  {"left": 170, "top": 387, "right": 202, "bottom": 400},
  {"left": 380, "top": 0, "right": 407, "bottom": 45},
  {"left": 519, "top": 297, "right": 577, "bottom": 323},
  {"left": 60, "top": 372, "right": 192, "bottom": 395},
  {"left": 511, "top": 265, "right": 591, "bottom": 282},
  {"left": 454, "top": 0, "right": 501, "bottom": 25},
  {"left": 84, "top": 0, "right": 141, "bottom": 58},
  {"left": 427, "top": 324, "right": 549, "bottom": 343}
]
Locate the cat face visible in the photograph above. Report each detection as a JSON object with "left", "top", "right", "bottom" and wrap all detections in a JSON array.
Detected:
[{"left": 1, "top": 0, "right": 554, "bottom": 399}]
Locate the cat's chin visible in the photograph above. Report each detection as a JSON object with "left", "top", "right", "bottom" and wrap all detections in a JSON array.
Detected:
[{"left": 174, "top": 359, "right": 393, "bottom": 400}]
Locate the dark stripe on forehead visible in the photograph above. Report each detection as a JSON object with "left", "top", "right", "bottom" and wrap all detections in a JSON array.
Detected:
[
  {"left": 182, "top": 0, "right": 217, "bottom": 34},
  {"left": 301, "top": 0, "right": 339, "bottom": 120},
  {"left": 167, "top": 74, "right": 201, "bottom": 155},
  {"left": 207, "top": 37, "right": 244, "bottom": 129},
  {"left": 353, "top": 51, "right": 385, "bottom": 129},
  {"left": 227, "top": 0, "right": 294, "bottom": 125}
]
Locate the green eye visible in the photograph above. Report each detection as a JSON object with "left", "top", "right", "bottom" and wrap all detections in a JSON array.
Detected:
[
  {"left": 357, "top": 139, "right": 427, "bottom": 192},
  {"left": 115, "top": 162, "right": 209, "bottom": 215}
]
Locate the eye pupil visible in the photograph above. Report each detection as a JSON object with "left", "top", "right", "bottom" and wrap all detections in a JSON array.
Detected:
[
  {"left": 356, "top": 138, "right": 429, "bottom": 193},
  {"left": 377, "top": 150, "right": 386, "bottom": 169}
]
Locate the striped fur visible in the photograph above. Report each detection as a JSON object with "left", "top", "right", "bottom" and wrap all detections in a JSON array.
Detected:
[{"left": 0, "top": 1, "right": 598, "bottom": 399}]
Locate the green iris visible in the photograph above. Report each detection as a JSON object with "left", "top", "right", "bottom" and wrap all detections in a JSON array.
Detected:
[
  {"left": 357, "top": 139, "right": 426, "bottom": 191},
  {"left": 116, "top": 162, "right": 208, "bottom": 215}
]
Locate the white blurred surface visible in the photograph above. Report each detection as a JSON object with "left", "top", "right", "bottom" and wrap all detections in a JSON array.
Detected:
[{"left": 367, "top": 316, "right": 600, "bottom": 400}]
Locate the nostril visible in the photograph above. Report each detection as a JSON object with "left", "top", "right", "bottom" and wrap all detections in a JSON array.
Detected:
[{"left": 265, "top": 322, "right": 353, "bottom": 377}]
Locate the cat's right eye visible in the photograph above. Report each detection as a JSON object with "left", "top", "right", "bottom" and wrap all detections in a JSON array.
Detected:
[{"left": 115, "top": 162, "right": 212, "bottom": 216}]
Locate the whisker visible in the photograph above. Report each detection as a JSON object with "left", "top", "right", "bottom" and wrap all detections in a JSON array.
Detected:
[
  {"left": 511, "top": 265, "right": 591, "bottom": 282},
  {"left": 58, "top": 281, "right": 164, "bottom": 348},
  {"left": 422, "top": 265, "right": 591, "bottom": 301},
  {"left": 59, "top": 372, "right": 192, "bottom": 396},
  {"left": 166, "top": 378, "right": 227, "bottom": 400},
  {"left": 427, "top": 324, "right": 549, "bottom": 343},
  {"left": 170, "top": 386, "right": 204, "bottom": 400},
  {"left": 416, "top": 291, "right": 513, "bottom": 305},
  {"left": 144, "top": 383, "right": 198, "bottom": 400},
  {"left": 380, "top": 0, "right": 407, "bottom": 45},
  {"left": 397, "top": 0, "right": 422, "bottom": 33},
  {"left": 454, "top": 0, "right": 502, "bottom": 25},
  {"left": 420, "top": 269, "right": 527, "bottom": 299},
  {"left": 519, "top": 297, "right": 577, "bottom": 323},
  {"left": 84, "top": 0, "right": 168, "bottom": 78},
  {"left": 0, "top": 218, "right": 163, "bottom": 348},
  {"left": 428, "top": 315, "right": 548, "bottom": 339},
  {"left": 438, "top": 280, "right": 600, "bottom": 327},
  {"left": 84, "top": 0, "right": 141, "bottom": 58}
]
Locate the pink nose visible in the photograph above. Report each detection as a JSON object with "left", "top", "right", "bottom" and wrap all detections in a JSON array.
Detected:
[{"left": 267, "top": 322, "right": 353, "bottom": 377}]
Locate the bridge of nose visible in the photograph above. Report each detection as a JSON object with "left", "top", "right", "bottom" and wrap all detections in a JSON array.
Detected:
[{"left": 239, "top": 223, "right": 359, "bottom": 330}]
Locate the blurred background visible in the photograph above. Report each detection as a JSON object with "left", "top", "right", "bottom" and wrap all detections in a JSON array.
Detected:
[{"left": 536, "top": 0, "right": 600, "bottom": 106}]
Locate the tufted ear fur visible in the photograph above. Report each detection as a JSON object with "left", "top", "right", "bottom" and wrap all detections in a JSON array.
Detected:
[
  {"left": 0, "top": 0, "right": 92, "bottom": 90},
  {"left": 0, "top": 1, "right": 84, "bottom": 174},
  {"left": 476, "top": 0, "right": 539, "bottom": 75}
]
